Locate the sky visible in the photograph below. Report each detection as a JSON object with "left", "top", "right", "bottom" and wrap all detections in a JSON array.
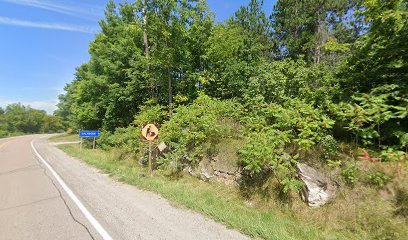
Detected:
[{"left": 0, "top": 0, "right": 275, "bottom": 114}]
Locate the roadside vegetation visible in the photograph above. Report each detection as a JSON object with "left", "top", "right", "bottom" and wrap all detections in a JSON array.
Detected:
[
  {"left": 58, "top": 143, "right": 320, "bottom": 240},
  {"left": 55, "top": 0, "right": 408, "bottom": 239},
  {"left": 49, "top": 134, "right": 79, "bottom": 143},
  {"left": 57, "top": 140, "right": 408, "bottom": 240},
  {"left": 0, "top": 103, "right": 65, "bottom": 138}
]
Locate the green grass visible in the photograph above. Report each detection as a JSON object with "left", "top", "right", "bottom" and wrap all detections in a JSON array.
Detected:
[
  {"left": 0, "top": 131, "right": 28, "bottom": 138},
  {"left": 58, "top": 144, "right": 408, "bottom": 240},
  {"left": 58, "top": 144, "right": 323, "bottom": 240},
  {"left": 49, "top": 133, "right": 79, "bottom": 142}
]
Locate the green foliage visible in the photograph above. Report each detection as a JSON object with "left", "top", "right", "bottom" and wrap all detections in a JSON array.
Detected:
[
  {"left": 344, "top": 0, "right": 408, "bottom": 94},
  {"left": 0, "top": 103, "right": 65, "bottom": 136},
  {"left": 133, "top": 103, "right": 168, "bottom": 128},
  {"left": 51, "top": 1, "right": 408, "bottom": 237},
  {"left": 400, "top": 133, "right": 408, "bottom": 150},
  {"left": 54, "top": 0, "right": 407, "bottom": 197},
  {"left": 57, "top": 0, "right": 214, "bottom": 131},
  {"left": 367, "top": 171, "right": 390, "bottom": 188},
  {"left": 267, "top": 99, "right": 335, "bottom": 150},
  {"left": 245, "top": 59, "right": 338, "bottom": 105},
  {"left": 161, "top": 94, "right": 241, "bottom": 164},
  {"left": 239, "top": 128, "right": 292, "bottom": 174},
  {"left": 327, "top": 160, "right": 342, "bottom": 169},
  {"left": 98, "top": 126, "right": 141, "bottom": 153},
  {"left": 320, "top": 135, "right": 339, "bottom": 161},
  {"left": 239, "top": 127, "right": 302, "bottom": 193},
  {"left": 203, "top": 22, "right": 260, "bottom": 99},
  {"left": 342, "top": 163, "right": 360, "bottom": 185},
  {"left": 380, "top": 148, "right": 407, "bottom": 162},
  {"left": 281, "top": 177, "right": 304, "bottom": 194},
  {"left": 271, "top": 0, "right": 363, "bottom": 62},
  {"left": 337, "top": 84, "right": 407, "bottom": 147},
  {"left": 157, "top": 143, "right": 186, "bottom": 173}
]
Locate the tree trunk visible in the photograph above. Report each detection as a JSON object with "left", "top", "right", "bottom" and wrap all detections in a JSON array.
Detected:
[
  {"left": 142, "top": 0, "right": 149, "bottom": 59},
  {"left": 142, "top": 0, "right": 154, "bottom": 98},
  {"left": 168, "top": 67, "right": 172, "bottom": 117}
]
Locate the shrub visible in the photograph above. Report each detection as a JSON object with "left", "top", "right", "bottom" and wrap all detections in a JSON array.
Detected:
[
  {"left": 267, "top": 99, "right": 335, "bottom": 150},
  {"left": 367, "top": 171, "right": 390, "bottom": 188},
  {"left": 336, "top": 84, "right": 408, "bottom": 147},
  {"left": 320, "top": 135, "right": 338, "bottom": 160},
  {"left": 342, "top": 162, "right": 360, "bottom": 185},
  {"left": 133, "top": 103, "right": 168, "bottom": 128},
  {"left": 160, "top": 94, "right": 242, "bottom": 166},
  {"left": 0, "top": 130, "right": 8, "bottom": 138},
  {"left": 239, "top": 127, "right": 302, "bottom": 193},
  {"left": 98, "top": 126, "right": 141, "bottom": 153},
  {"left": 380, "top": 148, "right": 407, "bottom": 162}
]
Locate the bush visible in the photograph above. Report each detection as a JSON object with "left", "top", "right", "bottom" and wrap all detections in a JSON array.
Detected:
[
  {"left": 133, "top": 103, "right": 168, "bottom": 128},
  {"left": 239, "top": 128, "right": 291, "bottom": 173},
  {"left": 380, "top": 148, "right": 407, "bottom": 162},
  {"left": 367, "top": 171, "right": 390, "bottom": 188},
  {"left": 160, "top": 94, "right": 242, "bottom": 166},
  {"left": 342, "top": 162, "right": 360, "bottom": 185},
  {"left": 320, "top": 135, "right": 338, "bottom": 160},
  {"left": 0, "top": 130, "right": 8, "bottom": 138},
  {"left": 239, "top": 127, "right": 302, "bottom": 193},
  {"left": 267, "top": 99, "right": 335, "bottom": 150},
  {"left": 98, "top": 127, "right": 141, "bottom": 153}
]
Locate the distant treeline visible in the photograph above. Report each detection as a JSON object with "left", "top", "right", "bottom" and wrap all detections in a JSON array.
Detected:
[{"left": 0, "top": 103, "right": 65, "bottom": 137}]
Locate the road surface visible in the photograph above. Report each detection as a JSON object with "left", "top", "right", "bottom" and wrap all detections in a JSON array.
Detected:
[{"left": 0, "top": 135, "right": 249, "bottom": 240}]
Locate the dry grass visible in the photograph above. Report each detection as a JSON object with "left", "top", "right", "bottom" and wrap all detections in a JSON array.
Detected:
[
  {"left": 48, "top": 133, "right": 79, "bottom": 142},
  {"left": 58, "top": 138, "right": 408, "bottom": 240}
]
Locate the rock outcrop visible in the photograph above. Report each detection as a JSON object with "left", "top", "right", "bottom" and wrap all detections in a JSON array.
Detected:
[{"left": 297, "top": 163, "right": 338, "bottom": 208}]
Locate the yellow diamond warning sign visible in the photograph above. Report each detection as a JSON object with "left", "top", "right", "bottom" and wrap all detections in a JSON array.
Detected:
[{"left": 142, "top": 124, "right": 159, "bottom": 141}]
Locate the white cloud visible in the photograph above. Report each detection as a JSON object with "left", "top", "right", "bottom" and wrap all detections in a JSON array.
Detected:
[
  {"left": 0, "top": 16, "right": 98, "bottom": 33},
  {"left": 0, "top": 98, "right": 58, "bottom": 114},
  {"left": 1, "top": 0, "right": 102, "bottom": 20}
]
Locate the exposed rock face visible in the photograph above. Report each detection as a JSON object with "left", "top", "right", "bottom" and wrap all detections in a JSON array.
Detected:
[
  {"left": 199, "top": 158, "right": 214, "bottom": 181},
  {"left": 190, "top": 157, "right": 241, "bottom": 185},
  {"left": 297, "top": 163, "right": 338, "bottom": 208}
]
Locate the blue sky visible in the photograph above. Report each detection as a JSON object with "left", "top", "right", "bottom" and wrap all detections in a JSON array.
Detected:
[{"left": 0, "top": 0, "right": 275, "bottom": 114}]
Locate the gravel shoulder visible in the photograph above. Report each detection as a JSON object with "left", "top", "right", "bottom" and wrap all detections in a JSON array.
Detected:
[{"left": 34, "top": 136, "right": 249, "bottom": 240}]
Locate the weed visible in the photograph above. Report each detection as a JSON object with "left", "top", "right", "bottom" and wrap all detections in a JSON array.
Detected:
[
  {"left": 59, "top": 144, "right": 322, "bottom": 240},
  {"left": 342, "top": 162, "right": 360, "bottom": 185},
  {"left": 367, "top": 171, "right": 390, "bottom": 188}
]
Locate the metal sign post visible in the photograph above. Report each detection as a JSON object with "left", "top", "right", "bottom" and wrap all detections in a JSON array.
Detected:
[
  {"left": 93, "top": 137, "right": 96, "bottom": 150},
  {"left": 79, "top": 130, "right": 100, "bottom": 150}
]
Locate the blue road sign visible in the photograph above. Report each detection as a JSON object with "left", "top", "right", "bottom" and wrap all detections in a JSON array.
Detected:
[{"left": 79, "top": 130, "right": 99, "bottom": 138}]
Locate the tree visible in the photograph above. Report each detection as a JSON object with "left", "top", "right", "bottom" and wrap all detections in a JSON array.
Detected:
[
  {"left": 234, "top": 0, "right": 273, "bottom": 60},
  {"left": 343, "top": 0, "right": 408, "bottom": 95},
  {"left": 57, "top": 0, "right": 214, "bottom": 131},
  {"left": 271, "top": 0, "right": 364, "bottom": 63},
  {"left": 203, "top": 0, "right": 272, "bottom": 99},
  {"left": 0, "top": 103, "right": 63, "bottom": 134}
]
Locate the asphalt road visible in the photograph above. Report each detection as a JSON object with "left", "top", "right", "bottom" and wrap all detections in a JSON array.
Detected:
[{"left": 0, "top": 135, "right": 249, "bottom": 240}]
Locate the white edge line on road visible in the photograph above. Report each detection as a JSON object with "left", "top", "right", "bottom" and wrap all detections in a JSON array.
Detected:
[{"left": 30, "top": 140, "right": 113, "bottom": 240}]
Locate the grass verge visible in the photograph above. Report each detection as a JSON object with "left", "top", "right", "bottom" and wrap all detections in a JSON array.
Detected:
[
  {"left": 49, "top": 133, "right": 79, "bottom": 143},
  {"left": 58, "top": 144, "right": 323, "bottom": 240},
  {"left": 0, "top": 132, "right": 28, "bottom": 139},
  {"left": 57, "top": 144, "right": 408, "bottom": 240}
]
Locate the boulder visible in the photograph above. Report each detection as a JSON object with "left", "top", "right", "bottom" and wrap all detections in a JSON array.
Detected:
[
  {"left": 199, "top": 158, "right": 214, "bottom": 181},
  {"left": 297, "top": 163, "right": 337, "bottom": 208}
]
